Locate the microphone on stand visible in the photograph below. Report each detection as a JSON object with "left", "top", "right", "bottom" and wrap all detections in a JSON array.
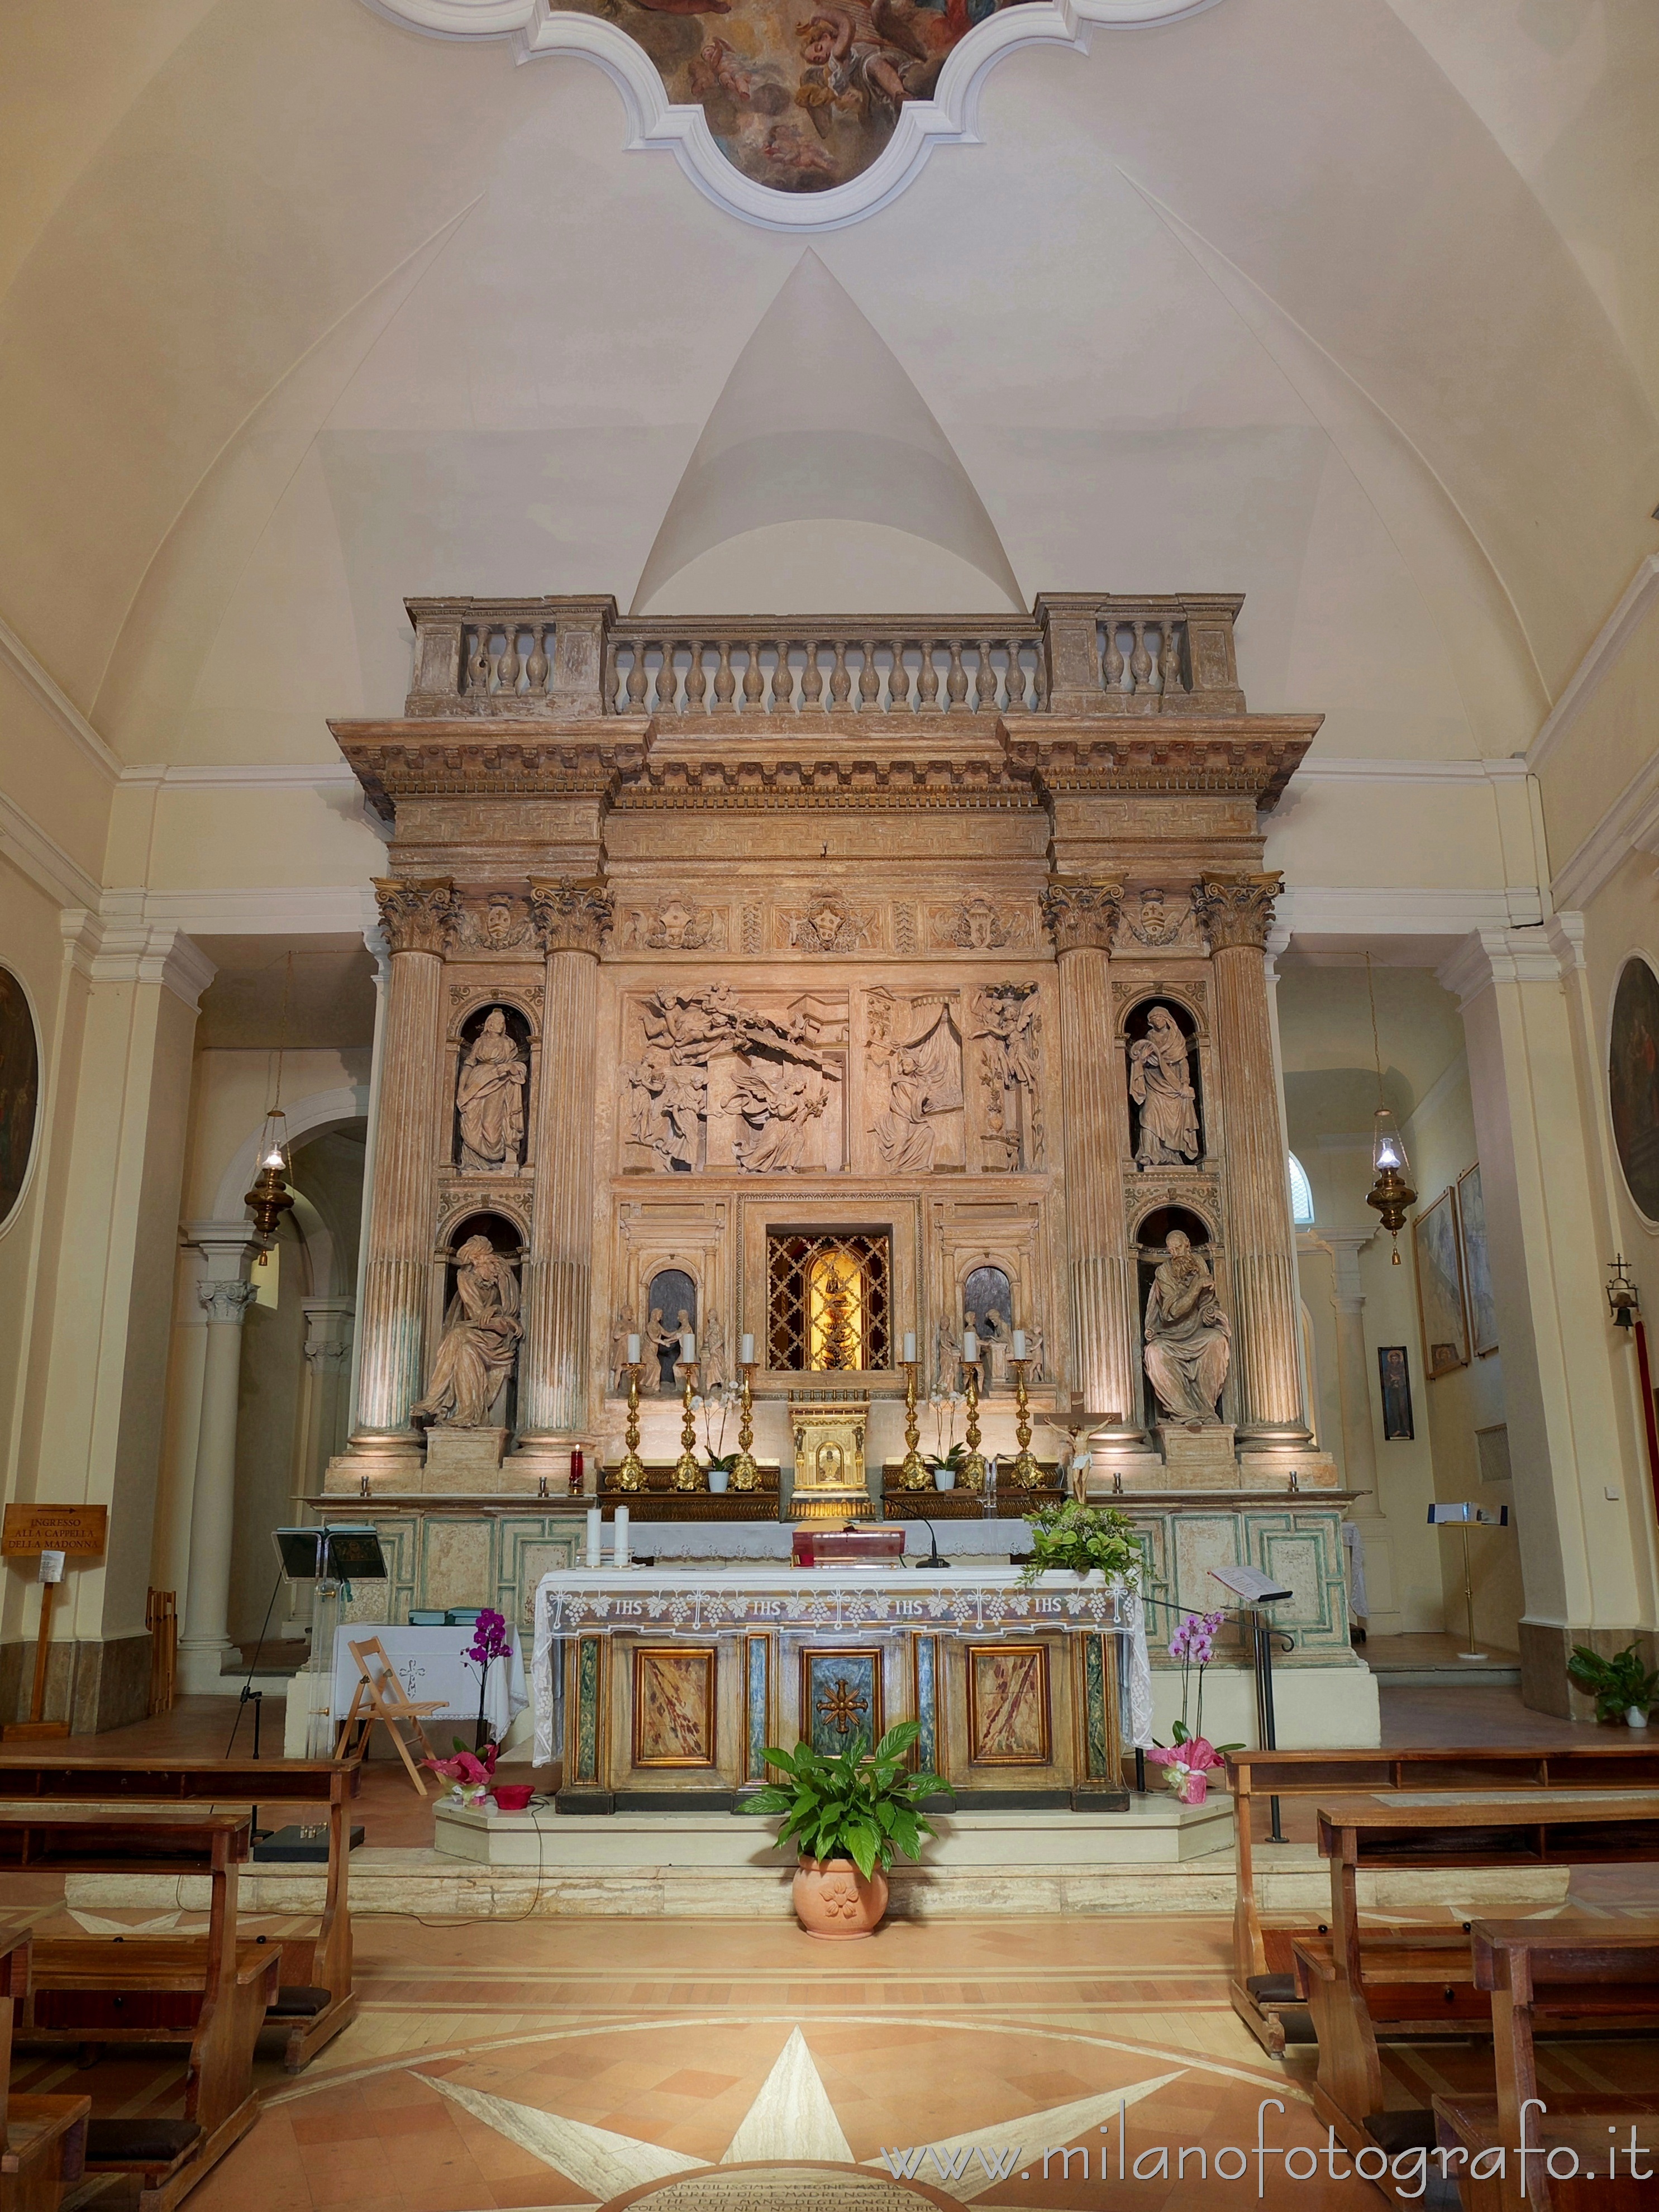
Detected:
[{"left": 896, "top": 1501, "right": 950, "bottom": 1569}]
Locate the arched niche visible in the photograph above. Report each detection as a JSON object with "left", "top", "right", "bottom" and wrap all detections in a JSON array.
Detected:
[
  {"left": 645, "top": 1266, "right": 699, "bottom": 1393},
  {"left": 451, "top": 1000, "right": 534, "bottom": 1174},
  {"left": 1133, "top": 1203, "right": 1225, "bottom": 1433},
  {"left": 430, "top": 1210, "right": 524, "bottom": 1433},
  {"left": 1122, "top": 995, "right": 1205, "bottom": 1170}
]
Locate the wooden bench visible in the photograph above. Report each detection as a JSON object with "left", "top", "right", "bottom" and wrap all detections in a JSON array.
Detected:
[
  {"left": 0, "top": 1808, "right": 268, "bottom": 2211},
  {"left": 1222, "top": 1743, "right": 1659, "bottom": 2054},
  {"left": 1292, "top": 1792, "right": 1659, "bottom": 2162},
  {"left": 1433, "top": 2094, "right": 1659, "bottom": 2211},
  {"left": 0, "top": 1756, "right": 361, "bottom": 2071},
  {"left": 0, "top": 1932, "right": 88, "bottom": 2212},
  {"left": 1423, "top": 1919, "right": 1659, "bottom": 2212}
]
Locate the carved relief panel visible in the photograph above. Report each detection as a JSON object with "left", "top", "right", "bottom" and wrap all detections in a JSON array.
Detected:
[
  {"left": 864, "top": 988, "right": 964, "bottom": 1174},
  {"left": 618, "top": 983, "right": 847, "bottom": 1176},
  {"left": 972, "top": 983, "right": 1043, "bottom": 1172}
]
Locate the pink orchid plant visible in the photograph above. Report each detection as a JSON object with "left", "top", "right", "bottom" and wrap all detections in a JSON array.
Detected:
[
  {"left": 1146, "top": 1737, "right": 1226, "bottom": 1805},
  {"left": 424, "top": 1737, "right": 498, "bottom": 1804}
]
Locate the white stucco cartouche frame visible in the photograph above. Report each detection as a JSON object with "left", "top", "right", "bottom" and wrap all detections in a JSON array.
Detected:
[{"left": 361, "top": 0, "right": 1222, "bottom": 230}]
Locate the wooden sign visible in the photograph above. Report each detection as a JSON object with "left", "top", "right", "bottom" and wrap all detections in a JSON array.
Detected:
[{"left": 2, "top": 1503, "right": 107, "bottom": 1558}]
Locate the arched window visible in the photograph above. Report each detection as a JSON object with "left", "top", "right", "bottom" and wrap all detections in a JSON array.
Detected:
[{"left": 1288, "top": 1151, "right": 1314, "bottom": 1227}]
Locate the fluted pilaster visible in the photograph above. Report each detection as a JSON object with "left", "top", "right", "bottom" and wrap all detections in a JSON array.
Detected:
[
  {"left": 1043, "top": 881, "right": 1137, "bottom": 1426},
  {"left": 517, "top": 879, "right": 612, "bottom": 1441},
  {"left": 351, "top": 879, "right": 457, "bottom": 1442},
  {"left": 1193, "top": 873, "right": 1308, "bottom": 1439}
]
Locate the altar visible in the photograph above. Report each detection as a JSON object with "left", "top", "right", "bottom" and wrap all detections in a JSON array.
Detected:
[{"left": 532, "top": 1565, "right": 1151, "bottom": 1813}]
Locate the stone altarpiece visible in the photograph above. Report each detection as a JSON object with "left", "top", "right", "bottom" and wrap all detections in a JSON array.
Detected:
[{"left": 319, "top": 595, "right": 1351, "bottom": 1681}]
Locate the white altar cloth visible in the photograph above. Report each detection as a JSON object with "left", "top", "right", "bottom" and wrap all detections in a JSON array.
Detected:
[
  {"left": 332, "top": 1625, "right": 528, "bottom": 1740},
  {"left": 623, "top": 1520, "right": 1035, "bottom": 1560},
  {"left": 532, "top": 1567, "right": 1151, "bottom": 1762}
]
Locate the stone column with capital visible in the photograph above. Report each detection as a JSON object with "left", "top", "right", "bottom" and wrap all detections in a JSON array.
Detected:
[
  {"left": 515, "top": 878, "right": 613, "bottom": 1460},
  {"left": 1315, "top": 1228, "right": 1379, "bottom": 1497},
  {"left": 349, "top": 879, "right": 457, "bottom": 1455},
  {"left": 1041, "top": 880, "right": 1140, "bottom": 1436},
  {"left": 1192, "top": 873, "right": 1310, "bottom": 1448},
  {"left": 177, "top": 1237, "right": 262, "bottom": 1694}
]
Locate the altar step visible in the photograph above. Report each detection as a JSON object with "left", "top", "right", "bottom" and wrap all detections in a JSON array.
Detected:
[{"left": 65, "top": 1812, "right": 1567, "bottom": 1922}]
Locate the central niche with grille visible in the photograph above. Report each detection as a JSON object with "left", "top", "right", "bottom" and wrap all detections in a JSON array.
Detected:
[{"left": 767, "top": 1229, "right": 892, "bottom": 1373}]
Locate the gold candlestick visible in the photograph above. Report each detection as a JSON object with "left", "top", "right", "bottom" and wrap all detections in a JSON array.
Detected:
[
  {"left": 616, "top": 1364, "right": 646, "bottom": 1491},
  {"left": 673, "top": 1362, "right": 702, "bottom": 1491},
  {"left": 961, "top": 1357, "right": 987, "bottom": 1493},
  {"left": 1010, "top": 1358, "right": 1040, "bottom": 1489},
  {"left": 899, "top": 1362, "right": 926, "bottom": 1489},
  {"left": 732, "top": 1362, "right": 759, "bottom": 1491}
]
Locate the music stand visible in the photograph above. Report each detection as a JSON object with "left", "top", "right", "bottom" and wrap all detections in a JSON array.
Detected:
[
  {"left": 1209, "top": 1563, "right": 1295, "bottom": 1843},
  {"left": 274, "top": 1525, "right": 388, "bottom": 1760},
  {"left": 1426, "top": 1501, "right": 1509, "bottom": 1662}
]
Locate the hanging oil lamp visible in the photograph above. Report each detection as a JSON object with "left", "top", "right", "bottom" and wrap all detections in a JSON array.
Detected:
[
  {"left": 245, "top": 951, "right": 297, "bottom": 1237},
  {"left": 1362, "top": 955, "right": 1415, "bottom": 1261}
]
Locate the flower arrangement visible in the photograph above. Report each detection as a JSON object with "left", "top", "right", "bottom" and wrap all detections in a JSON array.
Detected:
[
  {"left": 1146, "top": 1737, "right": 1225, "bottom": 1805},
  {"left": 1151, "top": 1608, "right": 1241, "bottom": 1802},
  {"left": 425, "top": 1737, "right": 498, "bottom": 1806},
  {"left": 1017, "top": 1500, "right": 1141, "bottom": 1585},
  {"left": 463, "top": 1608, "right": 513, "bottom": 1752}
]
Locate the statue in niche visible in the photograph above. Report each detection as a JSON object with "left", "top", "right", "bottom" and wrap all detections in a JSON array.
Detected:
[
  {"left": 412, "top": 1234, "right": 521, "bottom": 1428},
  {"left": 700, "top": 1310, "right": 727, "bottom": 1390},
  {"left": 1142, "top": 1229, "right": 1230, "bottom": 1424},
  {"left": 974, "top": 983, "right": 1042, "bottom": 1170},
  {"left": 1128, "top": 1005, "right": 1199, "bottom": 1169},
  {"left": 456, "top": 1009, "right": 527, "bottom": 1172},
  {"left": 644, "top": 1305, "right": 693, "bottom": 1395},
  {"left": 867, "top": 990, "right": 962, "bottom": 1173},
  {"left": 932, "top": 1313, "right": 962, "bottom": 1402},
  {"left": 731, "top": 1062, "right": 827, "bottom": 1172}
]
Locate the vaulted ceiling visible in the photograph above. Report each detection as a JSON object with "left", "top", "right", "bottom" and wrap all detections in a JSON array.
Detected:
[{"left": 2, "top": 0, "right": 1655, "bottom": 771}]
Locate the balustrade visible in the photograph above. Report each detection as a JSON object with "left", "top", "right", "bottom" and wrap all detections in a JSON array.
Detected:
[{"left": 399, "top": 593, "right": 1246, "bottom": 719}]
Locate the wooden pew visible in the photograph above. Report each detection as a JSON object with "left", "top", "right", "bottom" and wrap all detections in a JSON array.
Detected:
[
  {"left": 0, "top": 1756, "right": 360, "bottom": 2071},
  {"left": 1432, "top": 2095, "right": 1659, "bottom": 2212},
  {"left": 1222, "top": 1743, "right": 1659, "bottom": 2054},
  {"left": 1291, "top": 1792, "right": 1659, "bottom": 2162},
  {"left": 1424, "top": 1919, "right": 1659, "bottom": 2212},
  {"left": 0, "top": 1808, "right": 271, "bottom": 2211},
  {"left": 0, "top": 1932, "right": 88, "bottom": 2212}
]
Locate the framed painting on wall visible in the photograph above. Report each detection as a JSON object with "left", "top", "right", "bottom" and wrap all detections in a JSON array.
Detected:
[
  {"left": 1377, "top": 1346, "right": 1414, "bottom": 1441},
  {"left": 1413, "top": 1185, "right": 1469, "bottom": 1379},
  {"left": 1457, "top": 1162, "right": 1498, "bottom": 1357},
  {"left": 0, "top": 966, "right": 40, "bottom": 1237},
  {"left": 1609, "top": 954, "right": 1659, "bottom": 1223}
]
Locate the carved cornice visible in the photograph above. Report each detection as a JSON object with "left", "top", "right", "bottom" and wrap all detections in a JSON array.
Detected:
[
  {"left": 1040, "top": 879, "right": 1124, "bottom": 954},
  {"left": 373, "top": 876, "right": 461, "bottom": 956},
  {"left": 613, "top": 733, "right": 1038, "bottom": 812},
  {"left": 332, "top": 720, "right": 647, "bottom": 825},
  {"left": 1191, "top": 872, "right": 1284, "bottom": 952},
  {"left": 1002, "top": 721, "right": 1320, "bottom": 812},
  {"left": 529, "top": 878, "right": 614, "bottom": 956}
]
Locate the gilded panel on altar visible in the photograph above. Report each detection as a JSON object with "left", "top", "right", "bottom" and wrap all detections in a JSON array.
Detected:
[
  {"left": 966, "top": 1643, "right": 1051, "bottom": 1765},
  {"left": 632, "top": 1646, "right": 718, "bottom": 1767}
]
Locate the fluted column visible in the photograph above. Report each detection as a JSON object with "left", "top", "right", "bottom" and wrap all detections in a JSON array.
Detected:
[
  {"left": 1193, "top": 873, "right": 1309, "bottom": 1441},
  {"left": 350, "top": 879, "right": 457, "bottom": 1448},
  {"left": 1041, "top": 881, "right": 1138, "bottom": 1431},
  {"left": 177, "top": 1233, "right": 261, "bottom": 1695},
  {"left": 516, "top": 878, "right": 613, "bottom": 1449}
]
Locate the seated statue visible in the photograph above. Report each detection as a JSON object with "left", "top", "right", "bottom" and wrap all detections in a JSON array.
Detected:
[
  {"left": 412, "top": 1234, "right": 521, "bottom": 1428},
  {"left": 1142, "top": 1229, "right": 1230, "bottom": 1423}
]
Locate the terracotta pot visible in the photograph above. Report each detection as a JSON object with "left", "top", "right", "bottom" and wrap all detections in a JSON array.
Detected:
[{"left": 792, "top": 1856, "right": 889, "bottom": 1941}]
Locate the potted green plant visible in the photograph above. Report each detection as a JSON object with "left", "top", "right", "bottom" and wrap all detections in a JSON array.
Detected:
[
  {"left": 740, "top": 1720, "right": 951, "bottom": 1939},
  {"left": 1018, "top": 1500, "right": 1142, "bottom": 1586},
  {"left": 1566, "top": 1641, "right": 1659, "bottom": 1727}
]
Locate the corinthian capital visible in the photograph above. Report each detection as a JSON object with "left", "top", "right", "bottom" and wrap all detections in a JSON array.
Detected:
[
  {"left": 1192, "top": 872, "right": 1283, "bottom": 953},
  {"left": 529, "top": 876, "right": 614, "bottom": 957},
  {"left": 1040, "top": 878, "right": 1124, "bottom": 954},
  {"left": 199, "top": 1279, "right": 259, "bottom": 1325},
  {"left": 373, "top": 876, "right": 460, "bottom": 956}
]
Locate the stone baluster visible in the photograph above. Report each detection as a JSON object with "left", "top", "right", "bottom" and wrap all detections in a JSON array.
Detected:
[
  {"left": 1159, "top": 623, "right": 1184, "bottom": 699},
  {"left": 626, "top": 645, "right": 649, "bottom": 711},
  {"left": 1041, "top": 881, "right": 1139, "bottom": 1431},
  {"left": 1192, "top": 872, "right": 1310, "bottom": 1444},
  {"left": 685, "top": 640, "right": 707, "bottom": 711},
  {"left": 1129, "top": 622, "right": 1153, "bottom": 693},
  {"left": 497, "top": 628, "right": 521, "bottom": 697},
  {"left": 714, "top": 640, "right": 736, "bottom": 708},
  {"left": 975, "top": 641, "right": 997, "bottom": 712},
  {"left": 858, "top": 642, "right": 881, "bottom": 710},
  {"left": 918, "top": 641, "right": 940, "bottom": 711},
  {"left": 800, "top": 641, "right": 823, "bottom": 709},
  {"left": 525, "top": 626, "right": 550, "bottom": 697},
  {"left": 829, "top": 640, "right": 851, "bottom": 707},
  {"left": 466, "top": 627, "right": 489, "bottom": 697},
  {"left": 742, "top": 641, "right": 765, "bottom": 709},
  {"left": 650, "top": 641, "right": 673, "bottom": 715},
  {"left": 350, "top": 878, "right": 459, "bottom": 1450},
  {"left": 517, "top": 878, "right": 614, "bottom": 1455}
]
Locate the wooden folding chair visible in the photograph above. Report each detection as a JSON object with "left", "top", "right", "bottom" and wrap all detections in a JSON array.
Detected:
[{"left": 332, "top": 1637, "right": 447, "bottom": 1795}]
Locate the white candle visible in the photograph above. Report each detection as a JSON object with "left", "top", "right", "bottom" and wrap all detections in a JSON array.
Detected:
[
  {"left": 680, "top": 1329, "right": 695, "bottom": 1361},
  {"left": 585, "top": 1508, "right": 602, "bottom": 1567},
  {"left": 962, "top": 1329, "right": 978, "bottom": 1362},
  {"left": 613, "top": 1504, "right": 630, "bottom": 1566},
  {"left": 1012, "top": 1329, "right": 1027, "bottom": 1360},
  {"left": 740, "top": 1333, "right": 755, "bottom": 1366},
  {"left": 626, "top": 1333, "right": 641, "bottom": 1364},
  {"left": 903, "top": 1331, "right": 917, "bottom": 1365}
]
